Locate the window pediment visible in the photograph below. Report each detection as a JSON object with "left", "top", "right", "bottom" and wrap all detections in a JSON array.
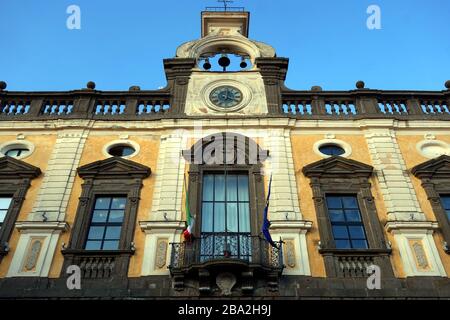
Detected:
[
  {"left": 0, "top": 156, "right": 41, "bottom": 179},
  {"left": 302, "top": 156, "right": 373, "bottom": 178},
  {"left": 77, "top": 157, "right": 151, "bottom": 179},
  {"left": 412, "top": 155, "right": 450, "bottom": 180}
]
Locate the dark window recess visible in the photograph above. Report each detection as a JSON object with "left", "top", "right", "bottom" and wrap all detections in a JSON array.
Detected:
[
  {"left": 108, "top": 145, "right": 135, "bottom": 157},
  {"left": 326, "top": 195, "right": 368, "bottom": 249},
  {"left": 201, "top": 173, "right": 250, "bottom": 261},
  {"left": 319, "top": 144, "right": 345, "bottom": 156},
  {"left": 440, "top": 195, "right": 450, "bottom": 222},
  {"left": 85, "top": 196, "right": 126, "bottom": 250},
  {"left": 5, "top": 148, "right": 29, "bottom": 157},
  {"left": 0, "top": 197, "right": 12, "bottom": 230}
]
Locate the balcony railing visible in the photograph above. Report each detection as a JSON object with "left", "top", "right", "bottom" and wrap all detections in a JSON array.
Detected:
[
  {"left": 0, "top": 87, "right": 449, "bottom": 120},
  {"left": 169, "top": 233, "right": 283, "bottom": 273}
]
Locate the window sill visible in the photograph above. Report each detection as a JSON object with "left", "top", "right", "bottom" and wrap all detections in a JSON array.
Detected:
[
  {"left": 61, "top": 249, "right": 134, "bottom": 256},
  {"left": 319, "top": 248, "right": 392, "bottom": 255}
]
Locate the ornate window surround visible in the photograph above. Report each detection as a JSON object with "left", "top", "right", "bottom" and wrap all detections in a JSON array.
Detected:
[
  {"left": 0, "top": 156, "right": 41, "bottom": 262},
  {"left": 302, "top": 156, "right": 394, "bottom": 278},
  {"left": 175, "top": 132, "right": 283, "bottom": 294},
  {"left": 62, "top": 157, "right": 151, "bottom": 279},
  {"left": 412, "top": 155, "right": 450, "bottom": 254}
]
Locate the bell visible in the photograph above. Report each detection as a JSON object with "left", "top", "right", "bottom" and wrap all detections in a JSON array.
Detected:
[
  {"left": 240, "top": 57, "right": 248, "bottom": 69},
  {"left": 203, "top": 58, "right": 211, "bottom": 70},
  {"left": 218, "top": 54, "right": 231, "bottom": 70}
]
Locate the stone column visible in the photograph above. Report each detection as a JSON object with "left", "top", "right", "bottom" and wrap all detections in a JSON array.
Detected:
[
  {"left": 141, "top": 131, "right": 186, "bottom": 275},
  {"left": 364, "top": 124, "right": 446, "bottom": 277},
  {"left": 264, "top": 128, "right": 311, "bottom": 275},
  {"left": 7, "top": 128, "right": 88, "bottom": 277}
]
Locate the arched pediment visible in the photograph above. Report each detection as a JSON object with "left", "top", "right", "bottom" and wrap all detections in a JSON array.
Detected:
[
  {"left": 176, "top": 31, "right": 276, "bottom": 66},
  {"left": 303, "top": 156, "right": 373, "bottom": 178},
  {"left": 182, "top": 132, "right": 268, "bottom": 165},
  {"left": 77, "top": 157, "right": 151, "bottom": 179}
]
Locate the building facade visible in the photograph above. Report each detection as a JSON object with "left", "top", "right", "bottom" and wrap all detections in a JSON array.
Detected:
[{"left": 0, "top": 9, "right": 449, "bottom": 299}]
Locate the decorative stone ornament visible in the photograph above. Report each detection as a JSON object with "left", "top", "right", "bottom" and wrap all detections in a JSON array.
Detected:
[{"left": 216, "top": 272, "right": 236, "bottom": 296}]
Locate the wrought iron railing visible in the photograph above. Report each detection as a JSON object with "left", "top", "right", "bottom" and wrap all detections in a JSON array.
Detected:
[{"left": 169, "top": 233, "right": 283, "bottom": 272}]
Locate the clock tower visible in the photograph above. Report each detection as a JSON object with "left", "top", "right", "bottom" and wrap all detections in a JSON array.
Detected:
[{"left": 175, "top": 9, "right": 286, "bottom": 116}]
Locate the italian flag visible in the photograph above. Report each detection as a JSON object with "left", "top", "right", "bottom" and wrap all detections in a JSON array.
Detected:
[{"left": 183, "top": 175, "right": 194, "bottom": 241}]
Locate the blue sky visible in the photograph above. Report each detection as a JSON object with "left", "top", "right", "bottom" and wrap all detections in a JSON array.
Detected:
[{"left": 0, "top": 0, "right": 449, "bottom": 91}]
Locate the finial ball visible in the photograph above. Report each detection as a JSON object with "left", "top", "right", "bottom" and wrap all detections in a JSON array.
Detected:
[
  {"left": 0, "top": 81, "right": 7, "bottom": 90},
  {"left": 356, "top": 81, "right": 365, "bottom": 89},
  {"left": 445, "top": 80, "right": 450, "bottom": 89},
  {"left": 86, "top": 81, "right": 96, "bottom": 90}
]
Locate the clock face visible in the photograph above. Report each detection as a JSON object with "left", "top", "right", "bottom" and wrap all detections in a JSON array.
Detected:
[{"left": 209, "top": 86, "right": 243, "bottom": 109}]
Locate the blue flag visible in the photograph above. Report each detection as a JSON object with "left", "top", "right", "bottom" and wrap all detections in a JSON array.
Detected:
[{"left": 262, "top": 174, "right": 277, "bottom": 248}]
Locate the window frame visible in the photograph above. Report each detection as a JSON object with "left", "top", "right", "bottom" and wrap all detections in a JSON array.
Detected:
[
  {"left": 303, "top": 156, "right": 393, "bottom": 278},
  {"left": 62, "top": 157, "right": 151, "bottom": 279},
  {"left": 0, "top": 157, "right": 41, "bottom": 262},
  {"left": 412, "top": 155, "right": 450, "bottom": 254}
]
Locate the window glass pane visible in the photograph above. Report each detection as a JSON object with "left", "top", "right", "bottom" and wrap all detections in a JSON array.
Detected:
[
  {"left": 87, "top": 226, "right": 105, "bottom": 240},
  {"left": 85, "top": 241, "right": 101, "bottom": 250},
  {"left": 105, "top": 227, "right": 122, "bottom": 240},
  {"left": 201, "top": 203, "right": 213, "bottom": 232},
  {"left": 238, "top": 203, "right": 250, "bottom": 232},
  {"left": 351, "top": 240, "right": 368, "bottom": 249},
  {"left": 202, "top": 175, "right": 214, "bottom": 201},
  {"left": 329, "top": 209, "right": 345, "bottom": 222},
  {"left": 326, "top": 196, "right": 342, "bottom": 209},
  {"left": 214, "top": 203, "right": 225, "bottom": 232},
  {"left": 0, "top": 210, "right": 7, "bottom": 223},
  {"left": 109, "top": 210, "right": 125, "bottom": 223},
  {"left": 345, "top": 209, "right": 362, "bottom": 222},
  {"left": 343, "top": 196, "right": 358, "bottom": 208},
  {"left": 319, "top": 145, "right": 345, "bottom": 156},
  {"left": 446, "top": 210, "right": 450, "bottom": 222},
  {"left": 441, "top": 196, "right": 450, "bottom": 209},
  {"left": 95, "top": 197, "right": 111, "bottom": 209},
  {"left": 348, "top": 226, "right": 366, "bottom": 239},
  {"left": 332, "top": 226, "right": 348, "bottom": 239},
  {"left": 0, "top": 198, "right": 12, "bottom": 210},
  {"left": 226, "top": 175, "right": 237, "bottom": 201},
  {"left": 109, "top": 146, "right": 135, "bottom": 157},
  {"left": 237, "top": 175, "right": 249, "bottom": 201},
  {"left": 111, "top": 197, "right": 126, "bottom": 209},
  {"left": 226, "top": 203, "right": 238, "bottom": 232},
  {"left": 214, "top": 175, "right": 225, "bottom": 201},
  {"left": 92, "top": 210, "right": 108, "bottom": 223},
  {"left": 102, "top": 241, "right": 119, "bottom": 250},
  {"left": 335, "top": 240, "right": 351, "bottom": 249}
]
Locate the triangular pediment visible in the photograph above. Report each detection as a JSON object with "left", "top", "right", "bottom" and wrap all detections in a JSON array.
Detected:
[
  {"left": 0, "top": 156, "right": 41, "bottom": 179},
  {"left": 411, "top": 155, "right": 450, "bottom": 179},
  {"left": 77, "top": 157, "right": 151, "bottom": 179},
  {"left": 303, "top": 156, "right": 373, "bottom": 178}
]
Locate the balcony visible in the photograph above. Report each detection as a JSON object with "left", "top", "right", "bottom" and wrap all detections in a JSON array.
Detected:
[{"left": 169, "top": 233, "right": 284, "bottom": 294}]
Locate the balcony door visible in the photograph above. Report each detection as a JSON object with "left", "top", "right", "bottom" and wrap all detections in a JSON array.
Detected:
[{"left": 200, "top": 173, "right": 251, "bottom": 262}]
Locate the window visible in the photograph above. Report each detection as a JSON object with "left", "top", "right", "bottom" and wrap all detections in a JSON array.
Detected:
[
  {"left": 85, "top": 196, "right": 126, "bottom": 250},
  {"left": 5, "top": 148, "right": 29, "bottom": 158},
  {"left": 440, "top": 195, "right": 450, "bottom": 222},
  {"left": 319, "top": 144, "right": 345, "bottom": 156},
  {"left": 412, "top": 155, "right": 450, "bottom": 254},
  {"left": 326, "top": 195, "right": 368, "bottom": 249},
  {"left": 108, "top": 145, "right": 135, "bottom": 157},
  {"left": 62, "top": 157, "right": 150, "bottom": 279},
  {"left": 200, "top": 173, "right": 250, "bottom": 261},
  {"left": 303, "top": 156, "right": 394, "bottom": 278},
  {"left": 0, "top": 197, "right": 12, "bottom": 231}
]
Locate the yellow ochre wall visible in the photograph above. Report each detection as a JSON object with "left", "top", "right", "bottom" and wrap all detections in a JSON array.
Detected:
[
  {"left": 0, "top": 134, "right": 57, "bottom": 277},
  {"left": 396, "top": 134, "right": 450, "bottom": 276},
  {"left": 48, "top": 134, "right": 160, "bottom": 278}
]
